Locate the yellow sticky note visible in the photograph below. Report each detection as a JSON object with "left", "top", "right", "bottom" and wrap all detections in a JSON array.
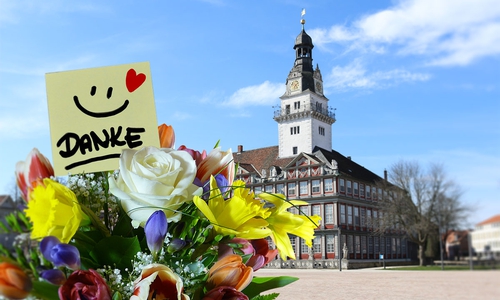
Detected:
[{"left": 46, "top": 62, "right": 159, "bottom": 176}]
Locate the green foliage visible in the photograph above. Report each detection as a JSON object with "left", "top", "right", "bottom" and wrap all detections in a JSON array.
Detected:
[
  {"left": 243, "top": 276, "right": 298, "bottom": 299},
  {"left": 251, "top": 293, "right": 280, "bottom": 300},
  {"left": 31, "top": 281, "right": 60, "bottom": 300},
  {"left": 90, "top": 236, "right": 142, "bottom": 271}
]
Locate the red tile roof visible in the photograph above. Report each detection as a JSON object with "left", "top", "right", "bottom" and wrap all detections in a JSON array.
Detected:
[{"left": 477, "top": 214, "right": 500, "bottom": 226}]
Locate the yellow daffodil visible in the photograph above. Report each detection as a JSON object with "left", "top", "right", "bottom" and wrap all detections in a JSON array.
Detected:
[
  {"left": 25, "top": 178, "right": 84, "bottom": 243},
  {"left": 193, "top": 177, "right": 271, "bottom": 239},
  {"left": 259, "top": 193, "right": 321, "bottom": 260}
]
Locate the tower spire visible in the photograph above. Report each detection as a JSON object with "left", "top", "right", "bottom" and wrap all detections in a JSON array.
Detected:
[{"left": 301, "top": 8, "right": 306, "bottom": 30}]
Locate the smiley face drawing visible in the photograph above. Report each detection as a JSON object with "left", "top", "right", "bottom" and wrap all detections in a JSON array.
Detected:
[
  {"left": 45, "top": 62, "right": 160, "bottom": 176},
  {"left": 72, "top": 69, "right": 145, "bottom": 118}
]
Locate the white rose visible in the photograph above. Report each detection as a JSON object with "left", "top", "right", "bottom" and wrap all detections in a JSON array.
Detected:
[{"left": 109, "top": 146, "right": 201, "bottom": 227}]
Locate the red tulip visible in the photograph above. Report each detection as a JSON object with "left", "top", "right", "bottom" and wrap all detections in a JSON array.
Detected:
[
  {"left": 158, "top": 124, "right": 175, "bottom": 148},
  {"left": 58, "top": 269, "right": 111, "bottom": 300},
  {"left": 178, "top": 145, "right": 207, "bottom": 166},
  {"left": 0, "top": 262, "right": 33, "bottom": 299},
  {"left": 15, "top": 148, "right": 54, "bottom": 202},
  {"left": 203, "top": 286, "right": 249, "bottom": 300}
]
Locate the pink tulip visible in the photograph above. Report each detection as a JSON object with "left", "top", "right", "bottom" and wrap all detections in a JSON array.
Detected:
[
  {"left": 15, "top": 148, "right": 54, "bottom": 202},
  {"left": 178, "top": 145, "right": 207, "bottom": 166}
]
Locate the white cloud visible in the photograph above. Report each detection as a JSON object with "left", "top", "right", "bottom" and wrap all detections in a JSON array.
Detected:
[
  {"left": 222, "top": 81, "right": 284, "bottom": 107},
  {"left": 311, "top": 0, "right": 500, "bottom": 66},
  {"left": 326, "top": 60, "right": 430, "bottom": 91}
]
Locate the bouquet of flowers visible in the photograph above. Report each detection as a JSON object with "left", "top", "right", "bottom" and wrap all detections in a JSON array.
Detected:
[{"left": 0, "top": 124, "right": 320, "bottom": 300}]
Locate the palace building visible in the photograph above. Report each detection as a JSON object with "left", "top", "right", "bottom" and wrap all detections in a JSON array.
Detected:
[{"left": 233, "top": 17, "right": 412, "bottom": 269}]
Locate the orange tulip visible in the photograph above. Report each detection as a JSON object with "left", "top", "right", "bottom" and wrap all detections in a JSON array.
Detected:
[
  {"left": 15, "top": 148, "right": 54, "bottom": 202},
  {"left": 158, "top": 124, "right": 175, "bottom": 148},
  {"left": 0, "top": 262, "right": 33, "bottom": 299},
  {"left": 206, "top": 254, "right": 253, "bottom": 292}
]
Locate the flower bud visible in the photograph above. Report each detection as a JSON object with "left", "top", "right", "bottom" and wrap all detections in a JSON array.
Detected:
[
  {"left": 41, "top": 269, "right": 66, "bottom": 285},
  {"left": 0, "top": 262, "right": 33, "bottom": 299},
  {"left": 158, "top": 124, "right": 175, "bottom": 148},
  {"left": 207, "top": 254, "right": 253, "bottom": 292},
  {"left": 40, "top": 236, "right": 81, "bottom": 270},
  {"left": 15, "top": 148, "right": 54, "bottom": 202},
  {"left": 145, "top": 210, "right": 168, "bottom": 255},
  {"left": 203, "top": 286, "right": 249, "bottom": 300}
]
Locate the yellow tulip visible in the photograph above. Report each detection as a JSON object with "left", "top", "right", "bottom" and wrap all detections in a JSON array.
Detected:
[{"left": 25, "top": 178, "right": 84, "bottom": 243}]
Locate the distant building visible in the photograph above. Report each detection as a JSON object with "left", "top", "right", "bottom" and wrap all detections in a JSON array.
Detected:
[
  {"left": 0, "top": 195, "right": 19, "bottom": 249},
  {"left": 470, "top": 214, "right": 500, "bottom": 260},
  {"left": 233, "top": 16, "right": 412, "bottom": 269},
  {"left": 444, "top": 230, "right": 470, "bottom": 260}
]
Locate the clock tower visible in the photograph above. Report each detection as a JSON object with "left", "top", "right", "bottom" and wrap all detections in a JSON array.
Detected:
[{"left": 274, "top": 17, "right": 336, "bottom": 158}]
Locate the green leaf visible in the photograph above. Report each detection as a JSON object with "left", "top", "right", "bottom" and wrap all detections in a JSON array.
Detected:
[
  {"left": 243, "top": 276, "right": 298, "bottom": 299},
  {"left": 90, "top": 236, "right": 141, "bottom": 271},
  {"left": 31, "top": 281, "right": 60, "bottom": 300},
  {"left": 251, "top": 293, "right": 280, "bottom": 300}
]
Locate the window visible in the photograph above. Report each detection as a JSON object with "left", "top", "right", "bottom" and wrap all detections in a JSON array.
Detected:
[
  {"left": 287, "top": 182, "right": 296, "bottom": 196},
  {"left": 374, "top": 236, "right": 379, "bottom": 254},
  {"left": 312, "top": 180, "right": 320, "bottom": 193},
  {"left": 361, "top": 236, "right": 367, "bottom": 254},
  {"left": 265, "top": 185, "right": 273, "bottom": 193},
  {"left": 340, "top": 204, "right": 346, "bottom": 224},
  {"left": 368, "top": 236, "right": 373, "bottom": 255},
  {"left": 313, "top": 236, "right": 321, "bottom": 254},
  {"left": 293, "top": 147, "right": 298, "bottom": 155},
  {"left": 325, "top": 204, "right": 334, "bottom": 224},
  {"left": 373, "top": 210, "right": 378, "bottom": 229},
  {"left": 299, "top": 205, "right": 309, "bottom": 216},
  {"left": 354, "top": 207, "right": 360, "bottom": 226},
  {"left": 392, "top": 238, "right": 397, "bottom": 254},
  {"left": 326, "top": 235, "right": 335, "bottom": 253},
  {"left": 301, "top": 239, "right": 309, "bottom": 254},
  {"left": 347, "top": 235, "right": 353, "bottom": 254},
  {"left": 285, "top": 105, "right": 290, "bottom": 114},
  {"left": 366, "top": 209, "right": 372, "bottom": 229},
  {"left": 290, "top": 237, "right": 296, "bottom": 255},
  {"left": 312, "top": 205, "right": 321, "bottom": 224},
  {"left": 366, "top": 186, "right": 371, "bottom": 199},
  {"left": 347, "top": 206, "right": 353, "bottom": 225},
  {"left": 319, "top": 126, "right": 325, "bottom": 136},
  {"left": 316, "top": 102, "right": 322, "bottom": 111},
  {"left": 254, "top": 186, "right": 262, "bottom": 194},
  {"left": 401, "top": 239, "right": 406, "bottom": 256},
  {"left": 359, "top": 184, "right": 365, "bottom": 197},
  {"left": 290, "top": 126, "right": 300, "bottom": 135},
  {"left": 299, "top": 181, "right": 308, "bottom": 195},
  {"left": 386, "top": 237, "right": 391, "bottom": 255},
  {"left": 324, "top": 178, "right": 333, "bottom": 192},
  {"left": 339, "top": 179, "right": 345, "bottom": 193},
  {"left": 276, "top": 183, "right": 285, "bottom": 194},
  {"left": 347, "top": 181, "right": 352, "bottom": 194},
  {"left": 294, "top": 101, "right": 300, "bottom": 110},
  {"left": 361, "top": 208, "right": 366, "bottom": 227},
  {"left": 355, "top": 236, "right": 360, "bottom": 254},
  {"left": 353, "top": 182, "right": 359, "bottom": 196}
]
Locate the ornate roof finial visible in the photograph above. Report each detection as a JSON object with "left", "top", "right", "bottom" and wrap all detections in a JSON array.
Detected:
[{"left": 301, "top": 8, "right": 306, "bottom": 29}]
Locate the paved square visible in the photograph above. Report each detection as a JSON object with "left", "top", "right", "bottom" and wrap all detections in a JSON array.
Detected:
[{"left": 257, "top": 268, "right": 500, "bottom": 299}]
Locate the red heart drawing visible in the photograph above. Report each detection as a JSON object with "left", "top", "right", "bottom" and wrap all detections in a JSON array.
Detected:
[{"left": 126, "top": 68, "right": 146, "bottom": 92}]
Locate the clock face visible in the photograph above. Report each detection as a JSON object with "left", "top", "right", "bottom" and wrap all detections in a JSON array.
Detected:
[
  {"left": 291, "top": 80, "right": 299, "bottom": 91},
  {"left": 316, "top": 82, "right": 323, "bottom": 93}
]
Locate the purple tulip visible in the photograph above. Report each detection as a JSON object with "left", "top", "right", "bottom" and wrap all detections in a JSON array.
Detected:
[
  {"left": 40, "top": 236, "right": 81, "bottom": 270},
  {"left": 41, "top": 269, "right": 66, "bottom": 285},
  {"left": 145, "top": 210, "right": 168, "bottom": 256}
]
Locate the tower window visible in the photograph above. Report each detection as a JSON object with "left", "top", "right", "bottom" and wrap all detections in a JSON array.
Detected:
[
  {"left": 319, "top": 126, "right": 325, "bottom": 136},
  {"left": 293, "top": 147, "right": 298, "bottom": 155},
  {"left": 290, "top": 126, "right": 300, "bottom": 135},
  {"left": 294, "top": 101, "right": 300, "bottom": 110},
  {"left": 285, "top": 105, "right": 290, "bottom": 115}
]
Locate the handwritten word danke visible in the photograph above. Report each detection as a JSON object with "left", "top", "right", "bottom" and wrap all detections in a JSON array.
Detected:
[{"left": 57, "top": 126, "right": 145, "bottom": 170}]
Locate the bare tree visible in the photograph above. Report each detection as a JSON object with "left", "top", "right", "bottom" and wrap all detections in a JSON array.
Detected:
[{"left": 374, "top": 160, "right": 468, "bottom": 266}]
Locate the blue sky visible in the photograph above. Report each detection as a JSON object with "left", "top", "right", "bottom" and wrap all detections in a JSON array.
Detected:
[{"left": 1, "top": 0, "right": 499, "bottom": 226}]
